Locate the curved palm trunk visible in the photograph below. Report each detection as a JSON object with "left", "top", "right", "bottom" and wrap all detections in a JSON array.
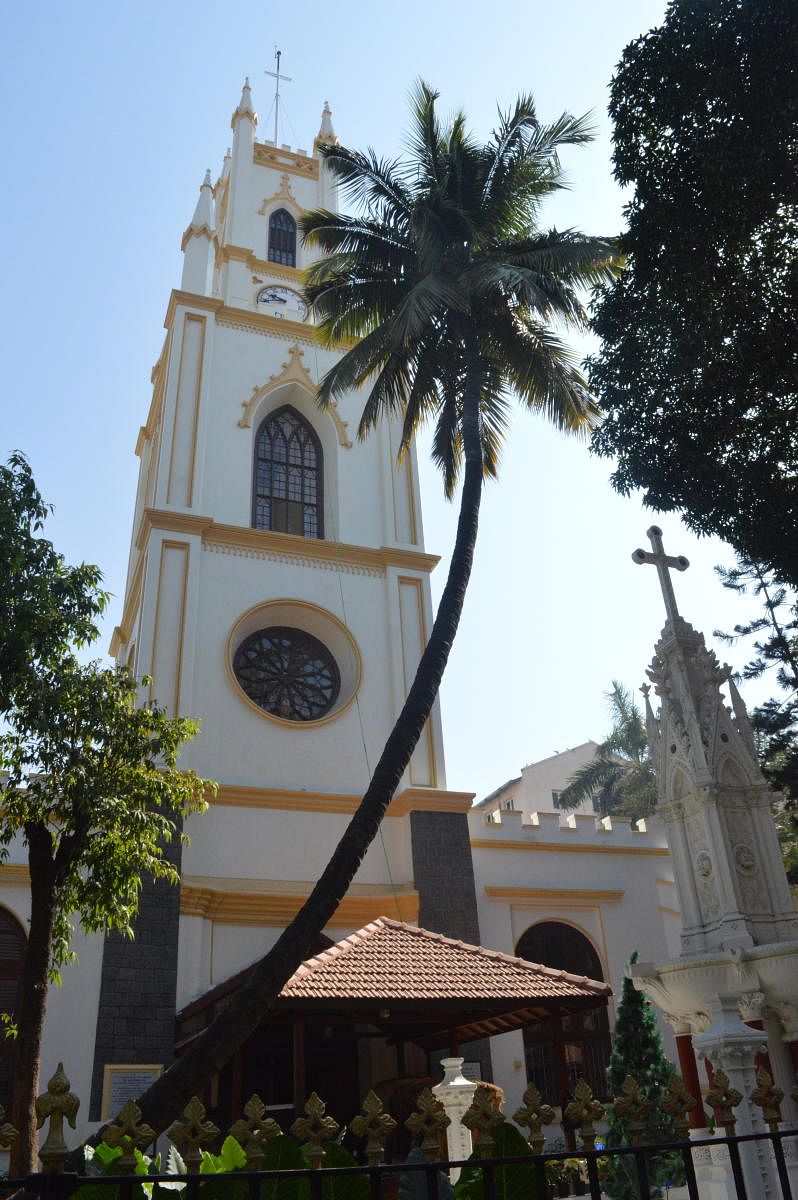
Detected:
[
  {"left": 11, "top": 830, "right": 56, "bottom": 1176},
  {"left": 78, "top": 371, "right": 486, "bottom": 1151}
]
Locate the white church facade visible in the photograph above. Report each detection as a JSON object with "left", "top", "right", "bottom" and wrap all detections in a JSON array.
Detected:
[{"left": 1, "top": 82, "right": 794, "bottom": 1150}]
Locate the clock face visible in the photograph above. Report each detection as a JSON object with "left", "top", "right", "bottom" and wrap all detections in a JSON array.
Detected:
[{"left": 256, "top": 285, "right": 309, "bottom": 322}]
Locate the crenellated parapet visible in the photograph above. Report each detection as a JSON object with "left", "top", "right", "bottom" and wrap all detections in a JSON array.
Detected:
[{"left": 469, "top": 805, "right": 670, "bottom": 854}]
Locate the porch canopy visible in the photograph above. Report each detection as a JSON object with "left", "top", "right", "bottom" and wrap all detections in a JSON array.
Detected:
[{"left": 177, "top": 917, "right": 611, "bottom": 1118}]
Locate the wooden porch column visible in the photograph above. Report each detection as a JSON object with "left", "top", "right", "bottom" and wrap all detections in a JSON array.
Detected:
[
  {"left": 674, "top": 1032, "right": 707, "bottom": 1130},
  {"left": 293, "top": 1015, "right": 307, "bottom": 1113}
]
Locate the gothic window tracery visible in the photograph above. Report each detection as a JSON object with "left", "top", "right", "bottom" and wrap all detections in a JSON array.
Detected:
[
  {"left": 516, "top": 921, "right": 611, "bottom": 1102},
  {"left": 0, "top": 908, "right": 26, "bottom": 1110},
  {"left": 253, "top": 406, "right": 323, "bottom": 538},
  {"left": 268, "top": 208, "right": 297, "bottom": 267},
  {"left": 233, "top": 626, "right": 340, "bottom": 721}
]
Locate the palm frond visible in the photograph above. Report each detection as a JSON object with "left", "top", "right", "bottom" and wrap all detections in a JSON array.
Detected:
[{"left": 557, "top": 758, "right": 625, "bottom": 812}]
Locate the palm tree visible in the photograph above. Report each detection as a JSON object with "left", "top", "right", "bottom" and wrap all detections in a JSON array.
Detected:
[
  {"left": 79, "top": 82, "right": 619, "bottom": 1146},
  {"left": 556, "top": 681, "right": 657, "bottom": 821}
]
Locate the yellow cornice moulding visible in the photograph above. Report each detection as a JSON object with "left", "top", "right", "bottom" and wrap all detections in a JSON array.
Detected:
[
  {"left": 0, "top": 864, "right": 30, "bottom": 884},
  {"left": 470, "top": 838, "right": 670, "bottom": 858},
  {"left": 211, "top": 784, "right": 474, "bottom": 817},
  {"left": 253, "top": 143, "right": 320, "bottom": 180},
  {"left": 135, "top": 508, "right": 440, "bottom": 574},
  {"left": 164, "top": 288, "right": 356, "bottom": 350},
  {"left": 180, "top": 884, "right": 419, "bottom": 927},
  {"left": 484, "top": 885, "right": 624, "bottom": 904}
]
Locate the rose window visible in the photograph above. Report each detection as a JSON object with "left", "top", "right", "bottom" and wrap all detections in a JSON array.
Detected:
[{"left": 232, "top": 626, "right": 340, "bottom": 721}]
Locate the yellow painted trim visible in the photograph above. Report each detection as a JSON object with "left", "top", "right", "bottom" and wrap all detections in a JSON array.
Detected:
[
  {"left": 181, "top": 885, "right": 419, "bottom": 927},
  {"left": 225, "top": 599, "right": 362, "bottom": 729},
  {"left": 659, "top": 905, "right": 682, "bottom": 917},
  {"left": 485, "top": 886, "right": 624, "bottom": 904},
  {"left": 471, "top": 838, "right": 670, "bottom": 858},
  {"left": 110, "top": 551, "right": 146, "bottom": 656},
  {"left": 257, "top": 174, "right": 302, "bottom": 216},
  {"left": 253, "top": 143, "right": 319, "bottom": 179},
  {"left": 216, "top": 304, "right": 319, "bottom": 344},
  {"left": 237, "top": 343, "right": 352, "bottom": 449},
  {"left": 656, "top": 877, "right": 676, "bottom": 886},
  {"left": 181, "top": 223, "right": 214, "bottom": 252},
  {"left": 166, "top": 313, "right": 205, "bottom": 507},
  {"left": 137, "top": 508, "right": 440, "bottom": 574},
  {"left": 398, "top": 576, "right": 437, "bottom": 788},
  {"left": 0, "top": 864, "right": 30, "bottom": 884},
  {"left": 148, "top": 540, "right": 190, "bottom": 714},
  {"left": 249, "top": 258, "right": 304, "bottom": 283},
  {"left": 210, "top": 784, "right": 474, "bottom": 817}
]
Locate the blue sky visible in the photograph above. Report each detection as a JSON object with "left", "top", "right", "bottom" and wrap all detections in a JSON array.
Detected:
[{"left": 0, "top": 1, "right": 764, "bottom": 799}]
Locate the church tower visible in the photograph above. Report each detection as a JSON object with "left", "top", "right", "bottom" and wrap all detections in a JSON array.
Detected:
[{"left": 89, "top": 81, "right": 482, "bottom": 1115}]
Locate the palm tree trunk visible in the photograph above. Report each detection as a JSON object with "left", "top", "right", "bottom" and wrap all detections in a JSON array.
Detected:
[
  {"left": 11, "top": 829, "right": 56, "bottom": 1176},
  {"left": 79, "top": 369, "right": 486, "bottom": 1149}
]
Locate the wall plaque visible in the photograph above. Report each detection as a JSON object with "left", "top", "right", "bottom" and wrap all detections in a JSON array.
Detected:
[{"left": 101, "top": 1063, "right": 163, "bottom": 1122}]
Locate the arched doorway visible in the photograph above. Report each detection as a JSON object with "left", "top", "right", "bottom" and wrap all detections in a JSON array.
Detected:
[
  {"left": 0, "top": 908, "right": 26, "bottom": 1110},
  {"left": 516, "top": 921, "right": 611, "bottom": 1103}
]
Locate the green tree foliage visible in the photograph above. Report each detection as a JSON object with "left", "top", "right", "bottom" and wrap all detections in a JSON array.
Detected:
[
  {"left": 0, "top": 453, "right": 108, "bottom": 709},
  {"left": 1, "top": 659, "right": 210, "bottom": 1172},
  {"left": 715, "top": 558, "right": 798, "bottom": 879},
  {"left": 588, "top": 0, "right": 798, "bottom": 585},
  {"left": 105, "top": 81, "right": 619, "bottom": 1146},
  {"left": 604, "top": 954, "right": 681, "bottom": 1199},
  {"left": 556, "top": 682, "right": 657, "bottom": 822}
]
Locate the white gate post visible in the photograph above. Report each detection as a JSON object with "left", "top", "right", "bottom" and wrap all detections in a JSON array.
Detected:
[{"left": 433, "top": 1057, "right": 477, "bottom": 1181}]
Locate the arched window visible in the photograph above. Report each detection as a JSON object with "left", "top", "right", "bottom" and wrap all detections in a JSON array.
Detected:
[
  {"left": 268, "top": 209, "right": 297, "bottom": 267},
  {"left": 516, "top": 922, "right": 611, "bottom": 1102},
  {"left": 0, "top": 908, "right": 26, "bottom": 1110},
  {"left": 253, "top": 406, "right": 323, "bottom": 538}
]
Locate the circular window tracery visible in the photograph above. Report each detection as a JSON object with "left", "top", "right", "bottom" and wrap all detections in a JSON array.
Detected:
[{"left": 232, "top": 626, "right": 340, "bottom": 721}]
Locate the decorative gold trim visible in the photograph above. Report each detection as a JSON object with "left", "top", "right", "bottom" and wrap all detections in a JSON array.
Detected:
[
  {"left": 656, "top": 877, "right": 676, "bottom": 886},
  {"left": 180, "top": 223, "right": 214, "bottom": 252},
  {"left": 398, "top": 576, "right": 437, "bottom": 788},
  {"left": 148, "top": 540, "right": 190, "bottom": 714},
  {"left": 659, "top": 905, "right": 682, "bottom": 917},
  {"left": 225, "top": 599, "right": 363, "bottom": 729},
  {"left": 253, "top": 143, "right": 319, "bottom": 179},
  {"left": 210, "top": 784, "right": 474, "bottom": 817},
  {"left": 257, "top": 174, "right": 301, "bottom": 216},
  {"left": 470, "top": 838, "right": 670, "bottom": 858},
  {"left": 249, "top": 258, "right": 304, "bottom": 283},
  {"left": 137, "top": 509, "right": 440, "bottom": 574},
  {"left": 216, "top": 304, "right": 318, "bottom": 344},
  {"left": 484, "top": 886, "right": 624, "bottom": 903},
  {"left": 237, "top": 343, "right": 352, "bottom": 448},
  {"left": 166, "top": 313, "right": 205, "bottom": 507},
  {"left": 0, "top": 864, "right": 30, "bottom": 884},
  {"left": 180, "top": 885, "right": 419, "bottom": 927},
  {"left": 110, "top": 551, "right": 146, "bottom": 656}
]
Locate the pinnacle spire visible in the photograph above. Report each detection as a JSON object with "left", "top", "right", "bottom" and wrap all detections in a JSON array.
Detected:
[
  {"left": 231, "top": 77, "right": 256, "bottom": 128},
  {"left": 189, "top": 170, "right": 214, "bottom": 233},
  {"left": 316, "top": 100, "right": 338, "bottom": 145}
]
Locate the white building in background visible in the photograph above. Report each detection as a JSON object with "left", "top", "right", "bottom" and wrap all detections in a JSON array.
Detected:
[{"left": 479, "top": 741, "right": 603, "bottom": 819}]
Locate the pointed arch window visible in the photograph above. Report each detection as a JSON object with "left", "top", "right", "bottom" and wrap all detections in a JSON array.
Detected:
[
  {"left": 515, "top": 922, "right": 611, "bottom": 1103},
  {"left": 268, "top": 208, "right": 297, "bottom": 267},
  {"left": 253, "top": 406, "right": 323, "bottom": 538},
  {"left": 0, "top": 908, "right": 26, "bottom": 1110}
]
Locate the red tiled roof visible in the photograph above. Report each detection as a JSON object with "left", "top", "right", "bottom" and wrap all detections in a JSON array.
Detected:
[{"left": 280, "top": 917, "right": 610, "bottom": 1002}]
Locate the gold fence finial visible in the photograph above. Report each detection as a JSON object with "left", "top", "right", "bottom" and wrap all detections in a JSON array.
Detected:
[
  {"left": 290, "top": 1092, "right": 339, "bottom": 1169},
  {"left": 35, "top": 1063, "right": 79, "bottom": 1174},
  {"left": 706, "top": 1069, "right": 742, "bottom": 1137},
  {"left": 564, "top": 1078, "right": 605, "bottom": 1151},
  {"left": 661, "top": 1074, "right": 697, "bottom": 1139},
  {"left": 750, "top": 1067, "right": 784, "bottom": 1133},
  {"left": 513, "top": 1083, "right": 555, "bottom": 1154},
  {"left": 229, "top": 1094, "right": 282, "bottom": 1168},
  {"left": 167, "top": 1096, "right": 220, "bottom": 1173},
  {"left": 612, "top": 1075, "right": 652, "bottom": 1145},
  {"left": 462, "top": 1084, "right": 505, "bottom": 1156},
  {"left": 405, "top": 1087, "right": 450, "bottom": 1161},
  {"left": 104, "top": 1100, "right": 157, "bottom": 1172},
  {"left": 349, "top": 1091, "right": 397, "bottom": 1166}
]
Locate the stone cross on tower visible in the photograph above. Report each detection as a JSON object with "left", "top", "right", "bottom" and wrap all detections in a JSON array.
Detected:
[{"left": 632, "top": 525, "right": 690, "bottom": 627}]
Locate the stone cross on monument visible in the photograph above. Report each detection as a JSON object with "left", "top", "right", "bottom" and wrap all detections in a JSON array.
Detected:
[{"left": 631, "top": 525, "right": 690, "bottom": 626}]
